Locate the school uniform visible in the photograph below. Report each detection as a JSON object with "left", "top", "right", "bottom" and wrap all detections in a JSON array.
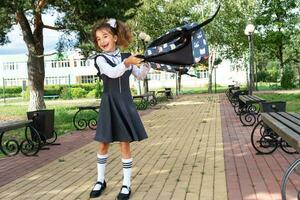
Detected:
[{"left": 94, "top": 49, "right": 150, "bottom": 143}]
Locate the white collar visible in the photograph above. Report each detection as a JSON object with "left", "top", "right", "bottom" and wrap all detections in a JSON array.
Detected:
[{"left": 103, "top": 48, "right": 120, "bottom": 57}]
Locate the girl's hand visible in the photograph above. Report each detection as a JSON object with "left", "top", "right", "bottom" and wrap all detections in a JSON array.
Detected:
[{"left": 124, "top": 55, "right": 143, "bottom": 67}]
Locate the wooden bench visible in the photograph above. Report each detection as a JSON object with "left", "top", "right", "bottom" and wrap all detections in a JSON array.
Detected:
[
  {"left": 0, "top": 120, "right": 41, "bottom": 156},
  {"left": 237, "top": 94, "right": 265, "bottom": 126},
  {"left": 251, "top": 108, "right": 300, "bottom": 200},
  {"left": 228, "top": 89, "right": 247, "bottom": 107},
  {"left": 73, "top": 105, "right": 100, "bottom": 130},
  {"left": 156, "top": 88, "right": 173, "bottom": 101},
  {"left": 225, "top": 85, "right": 239, "bottom": 99},
  {"left": 133, "top": 95, "right": 148, "bottom": 110},
  {"left": 133, "top": 91, "right": 157, "bottom": 110}
]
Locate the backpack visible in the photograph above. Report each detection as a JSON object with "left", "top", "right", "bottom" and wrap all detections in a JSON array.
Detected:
[{"left": 136, "top": 5, "right": 220, "bottom": 71}]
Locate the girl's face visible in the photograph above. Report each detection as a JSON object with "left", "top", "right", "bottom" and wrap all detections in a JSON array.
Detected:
[{"left": 95, "top": 28, "right": 118, "bottom": 52}]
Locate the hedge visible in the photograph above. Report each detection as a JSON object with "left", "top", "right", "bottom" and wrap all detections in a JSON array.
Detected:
[{"left": 0, "top": 86, "right": 22, "bottom": 94}]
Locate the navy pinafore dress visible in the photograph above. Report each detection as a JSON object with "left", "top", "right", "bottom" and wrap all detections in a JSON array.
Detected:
[{"left": 95, "top": 53, "right": 148, "bottom": 143}]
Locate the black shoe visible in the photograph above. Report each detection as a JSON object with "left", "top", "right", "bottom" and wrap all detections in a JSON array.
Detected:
[
  {"left": 117, "top": 185, "right": 131, "bottom": 200},
  {"left": 90, "top": 180, "right": 106, "bottom": 198}
]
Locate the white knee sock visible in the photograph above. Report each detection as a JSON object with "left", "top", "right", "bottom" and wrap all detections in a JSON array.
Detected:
[
  {"left": 93, "top": 153, "right": 108, "bottom": 191},
  {"left": 121, "top": 158, "right": 133, "bottom": 194}
]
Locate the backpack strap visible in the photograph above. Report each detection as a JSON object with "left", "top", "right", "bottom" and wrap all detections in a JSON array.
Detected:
[
  {"left": 94, "top": 52, "right": 131, "bottom": 78},
  {"left": 94, "top": 54, "right": 116, "bottom": 78}
]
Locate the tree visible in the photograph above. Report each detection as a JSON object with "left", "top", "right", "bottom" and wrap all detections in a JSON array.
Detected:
[
  {"left": 284, "top": 29, "right": 300, "bottom": 86},
  {"left": 254, "top": 0, "right": 299, "bottom": 70},
  {"left": 201, "top": 0, "right": 257, "bottom": 59},
  {"left": 0, "top": 0, "right": 141, "bottom": 111}
]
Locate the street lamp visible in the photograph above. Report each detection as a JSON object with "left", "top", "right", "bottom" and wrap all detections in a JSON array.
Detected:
[
  {"left": 139, "top": 32, "right": 151, "bottom": 94},
  {"left": 244, "top": 24, "right": 255, "bottom": 95}
]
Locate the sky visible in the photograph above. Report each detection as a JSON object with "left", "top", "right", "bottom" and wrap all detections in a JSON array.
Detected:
[{"left": 0, "top": 14, "right": 65, "bottom": 55}]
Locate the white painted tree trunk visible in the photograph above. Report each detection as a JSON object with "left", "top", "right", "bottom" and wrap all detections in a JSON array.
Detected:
[
  {"left": 27, "top": 54, "right": 46, "bottom": 111},
  {"left": 208, "top": 49, "right": 216, "bottom": 94},
  {"left": 28, "top": 89, "right": 46, "bottom": 111}
]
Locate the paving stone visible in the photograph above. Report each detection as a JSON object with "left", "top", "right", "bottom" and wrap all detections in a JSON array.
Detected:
[{"left": 0, "top": 94, "right": 227, "bottom": 200}]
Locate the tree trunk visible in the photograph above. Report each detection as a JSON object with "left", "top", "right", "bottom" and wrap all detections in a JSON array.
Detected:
[
  {"left": 16, "top": 7, "right": 46, "bottom": 111},
  {"left": 143, "top": 78, "right": 149, "bottom": 94},
  {"left": 208, "top": 50, "right": 216, "bottom": 94},
  {"left": 298, "top": 65, "right": 300, "bottom": 87},
  {"left": 28, "top": 54, "right": 46, "bottom": 111},
  {"left": 178, "top": 74, "right": 181, "bottom": 93},
  {"left": 277, "top": 38, "right": 284, "bottom": 78}
]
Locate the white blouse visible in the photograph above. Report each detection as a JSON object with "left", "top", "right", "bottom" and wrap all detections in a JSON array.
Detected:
[{"left": 96, "top": 49, "right": 150, "bottom": 80}]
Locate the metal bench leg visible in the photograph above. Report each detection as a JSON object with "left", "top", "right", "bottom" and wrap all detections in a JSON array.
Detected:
[
  {"left": 239, "top": 104, "right": 258, "bottom": 126},
  {"left": 73, "top": 110, "right": 89, "bottom": 130},
  {"left": 0, "top": 131, "right": 20, "bottom": 156},
  {"left": 281, "top": 157, "right": 300, "bottom": 200},
  {"left": 20, "top": 126, "right": 42, "bottom": 156}
]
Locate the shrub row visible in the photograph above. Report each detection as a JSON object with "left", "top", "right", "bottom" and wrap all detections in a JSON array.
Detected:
[
  {"left": 1, "top": 82, "right": 139, "bottom": 99},
  {"left": 21, "top": 81, "right": 104, "bottom": 99},
  {"left": 0, "top": 86, "right": 22, "bottom": 94}
]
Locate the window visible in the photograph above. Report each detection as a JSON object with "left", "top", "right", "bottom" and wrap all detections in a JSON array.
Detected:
[
  {"left": 4, "top": 78, "right": 26, "bottom": 86},
  {"left": 80, "top": 75, "right": 97, "bottom": 83},
  {"left": 79, "top": 59, "right": 91, "bottom": 67},
  {"left": 45, "top": 76, "right": 69, "bottom": 85},
  {"left": 196, "top": 70, "right": 208, "bottom": 79},
  {"left": 3, "top": 62, "right": 18, "bottom": 71},
  {"left": 148, "top": 71, "right": 161, "bottom": 80},
  {"left": 50, "top": 60, "right": 70, "bottom": 68},
  {"left": 202, "top": 70, "right": 208, "bottom": 78}
]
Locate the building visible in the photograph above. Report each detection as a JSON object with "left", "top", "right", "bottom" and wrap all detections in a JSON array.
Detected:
[{"left": 0, "top": 50, "right": 247, "bottom": 92}]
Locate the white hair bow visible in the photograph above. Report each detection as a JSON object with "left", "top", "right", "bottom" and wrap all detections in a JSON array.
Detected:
[{"left": 107, "top": 18, "right": 117, "bottom": 28}]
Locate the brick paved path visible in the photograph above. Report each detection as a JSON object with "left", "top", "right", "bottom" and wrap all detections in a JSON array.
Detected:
[
  {"left": 2, "top": 94, "right": 298, "bottom": 200},
  {"left": 0, "top": 130, "right": 94, "bottom": 188},
  {"left": 0, "top": 94, "right": 227, "bottom": 200},
  {"left": 221, "top": 94, "right": 299, "bottom": 200}
]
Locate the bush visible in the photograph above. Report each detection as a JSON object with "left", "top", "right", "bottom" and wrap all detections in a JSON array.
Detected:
[
  {"left": 86, "top": 89, "right": 97, "bottom": 98},
  {"left": 44, "top": 85, "right": 62, "bottom": 95},
  {"left": 22, "top": 87, "right": 30, "bottom": 100},
  {"left": 0, "top": 93, "right": 21, "bottom": 98},
  {"left": 281, "top": 67, "right": 296, "bottom": 89},
  {"left": 0, "top": 86, "right": 22, "bottom": 94},
  {"left": 60, "top": 87, "right": 72, "bottom": 99},
  {"left": 95, "top": 80, "right": 103, "bottom": 98},
  {"left": 257, "top": 68, "right": 279, "bottom": 83},
  {"left": 130, "top": 88, "right": 137, "bottom": 95},
  {"left": 71, "top": 83, "right": 95, "bottom": 93},
  {"left": 266, "top": 69, "right": 279, "bottom": 82},
  {"left": 257, "top": 71, "right": 268, "bottom": 82},
  {"left": 71, "top": 88, "right": 87, "bottom": 98}
]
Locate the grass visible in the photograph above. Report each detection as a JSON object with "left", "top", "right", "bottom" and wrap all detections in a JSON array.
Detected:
[
  {"left": 0, "top": 98, "right": 100, "bottom": 136},
  {"left": 0, "top": 98, "right": 100, "bottom": 157}
]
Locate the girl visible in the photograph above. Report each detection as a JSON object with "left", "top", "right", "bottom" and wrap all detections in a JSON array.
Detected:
[{"left": 90, "top": 18, "right": 150, "bottom": 200}]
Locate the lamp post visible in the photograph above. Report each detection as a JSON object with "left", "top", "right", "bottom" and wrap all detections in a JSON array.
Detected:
[
  {"left": 139, "top": 32, "right": 151, "bottom": 94},
  {"left": 244, "top": 24, "right": 255, "bottom": 95}
]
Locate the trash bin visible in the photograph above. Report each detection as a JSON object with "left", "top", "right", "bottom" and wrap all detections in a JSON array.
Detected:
[
  {"left": 165, "top": 88, "right": 172, "bottom": 98},
  {"left": 27, "top": 109, "right": 56, "bottom": 143},
  {"left": 260, "top": 101, "right": 286, "bottom": 113}
]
